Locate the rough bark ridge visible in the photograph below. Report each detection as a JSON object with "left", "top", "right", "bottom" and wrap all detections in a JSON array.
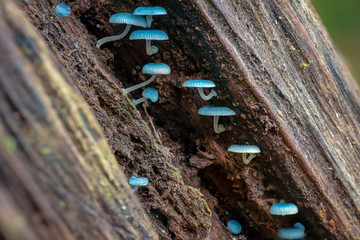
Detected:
[
  {"left": 3, "top": 0, "right": 360, "bottom": 239},
  {"left": 0, "top": 1, "right": 158, "bottom": 239}
]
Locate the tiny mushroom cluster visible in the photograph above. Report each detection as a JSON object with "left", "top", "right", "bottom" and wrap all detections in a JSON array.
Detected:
[
  {"left": 95, "top": 5, "right": 303, "bottom": 238},
  {"left": 97, "top": 6, "right": 170, "bottom": 197},
  {"left": 96, "top": 6, "right": 168, "bottom": 56},
  {"left": 96, "top": 7, "right": 170, "bottom": 109},
  {"left": 270, "top": 199, "right": 305, "bottom": 239}
]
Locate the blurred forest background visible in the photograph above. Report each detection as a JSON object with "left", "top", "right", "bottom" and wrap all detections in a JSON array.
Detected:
[{"left": 311, "top": 0, "right": 360, "bottom": 85}]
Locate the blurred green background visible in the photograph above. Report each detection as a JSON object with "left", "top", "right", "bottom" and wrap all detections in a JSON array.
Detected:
[{"left": 311, "top": 0, "right": 360, "bottom": 85}]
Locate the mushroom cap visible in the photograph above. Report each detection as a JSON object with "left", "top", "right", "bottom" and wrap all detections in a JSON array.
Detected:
[
  {"left": 142, "top": 63, "right": 171, "bottom": 75},
  {"left": 293, "top": 222, "right": 305, "bottom": 231},
  {"left": 270, "top": 203, "right": 298, "bottom": 215},
  {"left": 227, "top": 145, "right": 261, "bottom": 154},
  {"left": 133, "top": 6, "right": 167, "bottom": 16},
  {"left": 109, "top": 13, "right": 147, "bottom": 28},
  {"left": 129, "top": 176, "right": 149, "bottom": 186},
  {"left": 182, "top": 79, "right": 216, "bottom": 88},
  {"left": 278, "top": 224, "right": 306, "bottom": 239},
  {"left": 142, "top": 88, "right": 159, "bottom": 102},
  {"left": 129, "top": 30, "right": 169, "bottom": 40},
  {"left": 55, "top": 3, "right": 71, "bottom": 17},
  {"left": 198, "top": 106, "right": 236, "bottom": 116},
  {"left": 227, "top": 220, "right": 242, "bottom": 235}
]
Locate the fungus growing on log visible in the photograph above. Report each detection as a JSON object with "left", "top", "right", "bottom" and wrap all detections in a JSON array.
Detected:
[
  {"left": 121, "top": 63, "right": 170, "bottom": 94},
  {"left": 96, "top": 13, "right": 147, "bottom": 48},
  {"left": 133, "top": 6, "right": 167, "bottom": 28},
  {"left": 131, "top": 88, "right": 158, "bottom": 106},
  {"left": 278, "top": 223, "right": 306, "bottom": 239},
  {"left": 129, "top": 30, "right": 169, "bottom": 55},
  {"left": 55, "top": 3, "right": 71, "bottom": 17},
  {"left": 270, "top": 200, "right": 298, "bottom": 216},
  {"left": 182, "top": 79, "right": 217, "bottom": 101},
  {"left": 227, "top": 144, "right": 260, "bottom": 164},
  {"left": 129, "top": 176, "right": 149, "bottom": 191},
  {"left": 198, "top": 106, "right": 236, "bottom": 133},
  {"left": 227, "top": 220, "right": 242, "bottom": 235}
]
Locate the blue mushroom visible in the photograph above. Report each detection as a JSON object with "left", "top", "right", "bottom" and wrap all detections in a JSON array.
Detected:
[
  {"left": 227, "top": 144, "right": 261, "bottom": 164},
  {"left": 129, "top": 176, "right": 149, "bottom": 186},
  {"left": 55, "top": 3, "right": 71, "bottom": 17},
  {"left": 270, "top": 200, "right": 298, "bottom": 216},
  {"left": 96, "top": 13, "right": 147, "bottom": 48},
  {"left": 133, "top": 6, "right": 167, "bottom": 28},
  {"left": 121, "top": 63, "right": 170, "bottom": 94},
  {"left": 278, "top": 222, "right": 306, "bottom": 239},
  {"left": 129, "top": 176, "right": 149, "bottom": 191},
  {"left": 129, "top": 30, "right": 169, "bottom": 55},
  {"left": 182, "top": 79, "right": 217, "bottom": 101},
  {"left": 198, "top": 106, "right": 236, "bottom": 133},
  {"left": 227, "top": 220, "right": 242, "bottom": 235},
  {"left": 131, "top": 88, "right": 159, "bottom": 106}
]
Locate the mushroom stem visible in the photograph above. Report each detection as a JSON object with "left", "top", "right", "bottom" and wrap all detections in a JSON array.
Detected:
[
  {"left": 213, "top": 116, "right": 225, "bottom": 133},
  {"left": 146, "top": 15, "right": 153, "bottom": 28},
  {"left": 145, "top": 40, "right": 159, "bottom": 55},
  {"left": 96, "top": 24, "right": 131, "bottom": 48},
  {"left": 242, "top": 153, "right": 257, "bottom": 164},
  {"left": 121, "top": 75, "right": 157, "bottom": 94},
  {"left": 131, "top": 97, "right": 148, "bottom": 105},
  {"left": 197, "top": 88, "right": 218, "bottom": 101},
  {"left": 132, "top": 186, "right": 139, "bottom": 192}
]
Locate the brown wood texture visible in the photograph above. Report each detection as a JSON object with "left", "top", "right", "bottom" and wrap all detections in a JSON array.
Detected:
[
  {"left": 0, "top": 1, "right": 158, "bottom": 239},
  {"left": 2, "top": 0, "right": 359, "bottom": 239},
  {"left": 194, "top": 0, "right": 360, "bottom": 238}
]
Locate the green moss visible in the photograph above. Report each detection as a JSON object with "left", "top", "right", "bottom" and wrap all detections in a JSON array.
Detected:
[
  {"left": 59, "top": 201, "right": 66, "bottom": 208},
  {"left": 40, "top": 147, "right": 53, "bottom": 155},
  {"left": 2, "top": 136, "right": 17, "bottom": 155},
  {"left": 170, "top": 167, "right": 182, "bottom": 182},
  {"left": 200, "top": 198, "right": 212, "bottom": 215},
  {"left": 301, "top": 59, "right": 312, "bottom": 69}
]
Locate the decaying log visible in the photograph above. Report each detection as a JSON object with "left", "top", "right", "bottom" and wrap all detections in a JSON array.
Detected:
[
  {"left": 1, "top": 0, "right": 360, "bottom": 239},
  {"left": 0, "top": 1, "right": 158, "bottom": 239}
]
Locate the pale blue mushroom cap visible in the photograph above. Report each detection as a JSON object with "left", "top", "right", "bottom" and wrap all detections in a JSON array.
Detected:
[
  {"left": 142, "top": 88, "right": 158, "bottom": 102},
  {"left": 227, "top": 220, "right": 242, "bottom": 235},
  {"left": 129, "top": 176, "right": 149, "bottom": 186},
  {"left": 228, "top": 145, "right": 260, "bottom": 154},
  {"left": 270, "top": 203, "right": 298, "bottom": 215},
  {"left": 182, "top": 79, "right": 215, "bottom": 88},
  {"left": 198, "top": 106, "right": 236, "bottom": 116},
  {"left": 55, "top": 3, "right": 71, "bottom": 17},
  {"left": 278, "top": 223, "right": 306, "bottom": 239},
  {"left": 129, "top": 30, "right": 169, "bottom": 40},
  {"left": 109, "top": 13, "right": 147, "bottom": 28},
  {"left": 142, "top": 63, "right": 171, "bottom": 75},
  {"left": 133, "top": 7, "right": 167, "bottom": 16}
]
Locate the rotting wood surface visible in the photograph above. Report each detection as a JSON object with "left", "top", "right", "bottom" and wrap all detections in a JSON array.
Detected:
[
  {"left": 0, "top": 1, "right": 159, "bottom": 239},
  {"left": 5, "top": 0, "right": 360, "bottom": 239}
]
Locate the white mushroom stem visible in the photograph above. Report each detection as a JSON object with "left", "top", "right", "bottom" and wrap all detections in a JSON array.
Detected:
[
  {"left": 131, "top": 97, "right": 148, "bottom": 106},
  {"left": 145, "top": 40, "right": 159, "bottom": 55},
  {"left": 121, "top": 75, "right": 157, "bottom": 94},
  {"left": 197, "top": 88, "right": 217, "bottom": 101},
  {"left": 242, "top": 153, "right": 257, "bottom": 164},
  {"left": 132, "top": 186, "right": 139, "bottom": 192},
  {"left": 146, "top": 15, "right": 153, "bottom": 28},
  {"left": 96, "top": 24, "right": 131, "bottom": 48},
  {"left": 213, "top": 116, "right": 225, "bottom": 133}
]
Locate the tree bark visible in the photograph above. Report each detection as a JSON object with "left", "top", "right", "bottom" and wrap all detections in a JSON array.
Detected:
[
  {"left": 0, "top": 1, "right": 158, "bottom": 239},
  {"left": 1, "top": 0, "right": 359, "bottom": 239}
]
